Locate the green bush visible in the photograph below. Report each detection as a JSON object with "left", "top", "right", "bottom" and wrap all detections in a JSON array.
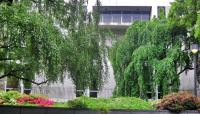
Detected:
[
  {"left": 0, "top": 91, "right": 22, "bottom": 105},
  {"left": 68, "top": 97, "right": 89, "bottom": 109},
  {"left": 68, "top": 96, "right": 154, "bottom": 111},
  {"left": 156, "top": 92, "right": 200, "bottom": 112}
]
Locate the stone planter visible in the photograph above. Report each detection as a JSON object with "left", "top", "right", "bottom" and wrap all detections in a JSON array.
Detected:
[{"left": 0, "top": 105, "right": 199, "bottom": 114}]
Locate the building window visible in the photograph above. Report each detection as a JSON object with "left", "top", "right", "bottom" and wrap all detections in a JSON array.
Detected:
[
  {"left": 122, "top": 11, "right": 132, "bottom": 23},
  {"left": 157, "top": 6, "right": 166, "bottom": 18},
  {"left": 132, "top": 14, "right": 141, "bottom": 21},
  {"left": 112, "top": 11, "right": 121, "bottom": 23},
  {"left": 101, "top": 11, "right": 112, "bottom": 23},
  {"left": 99, "top": 9, "right": 150, "bottom": 24},
  {"left": 90, "top": 90, "right": 98, "bottom": 98}
]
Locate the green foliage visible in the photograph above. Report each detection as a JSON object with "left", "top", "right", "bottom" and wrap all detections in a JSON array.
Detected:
[
  {"left": 195, "top": 13, "right": 200, "bottom": 42},
  {"left": 52, "top": 102, "right": 69, "bottom": 108},
  {"left": 0, "top": 0, "right": 106, "bottom": 90},
  {"left": 0, "top": 91, "right": 22, "bottom": 105},
  {"left": 60, "top": 0, "right": 108, "bottom": 90},
  {"left": 168, "top": 0, "right": 200, "bottom": 40},
  {"left": 0, "top": 91, "right": 154, "bottom": 110},
  {"left": 0, "top": 2, "right": 64, "bottom": 83},
  {"left": 7, "top": 77, "right": 19, "bottom": 88},
  {"left": 68, "top": 96, "right": 154, "bottom": 111},
  {"left": 110, "top": 0, "right": 199, "bottom": 99},
  {"left": 110, "top": 19, "right": 188, "bottom": 98},
  {"left": 156, "top": 92, "right": 200, "bottom": 112},
  {"left": 68, "top": 97, "right": 89, "bottom": 109}
]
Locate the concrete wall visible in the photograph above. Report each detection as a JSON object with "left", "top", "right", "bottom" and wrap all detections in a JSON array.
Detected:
[
  {"left": 31, "top": 57, "right": 116, "bottom": 100},
  {"left": 179, "top": 69, "right": 200, "bottom": 96},
  {"left": 0, "top": 78, "right": 5, "bottom": 90}
]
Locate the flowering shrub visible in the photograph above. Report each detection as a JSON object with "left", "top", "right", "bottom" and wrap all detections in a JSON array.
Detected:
[
  {"left": 17, "top": 96, "right": 54, "bottom": 107},
  {"left": 0, "top": 91, "right": 54, "bottom": 107},
  {"left": 156, "top": 92, "right": 200, "bottom": 112}
]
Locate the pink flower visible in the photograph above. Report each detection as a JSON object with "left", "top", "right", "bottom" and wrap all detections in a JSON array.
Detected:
[{"left": 17, "top": 96, "right": 54, "bottom": 107}]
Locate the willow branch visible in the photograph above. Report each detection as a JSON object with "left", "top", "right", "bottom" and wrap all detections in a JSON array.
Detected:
[
  {"left": 0, "top": 58, "right": 13, "bottom": 61},
  {"left": 168, "top": 66, "right": 194, "bottom": 86},
  {"left": 12, "top": 75, "right": 49, "bottom": 86},
  {"left": 0, "top": 69, "right": 49, "bottom": 86},
  {"left": 177, "top": 66, "right": 193, "bottom": 75}
]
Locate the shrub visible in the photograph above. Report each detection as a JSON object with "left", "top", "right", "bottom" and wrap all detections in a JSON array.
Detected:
[
  {"left": 0, "top": 91, "right": 22, "bottom": 105},
  {"left": 68, "top": 96, "right": 154, "bottom": 111},
  {"left": 0, "top": 91, "right": 53, "bottom": 107},
  {"left": 68, "top": 97, "right": 89, "bottom": 109},
  {"left": 156, "top": 92, "right": 200, "bottom": 112}
]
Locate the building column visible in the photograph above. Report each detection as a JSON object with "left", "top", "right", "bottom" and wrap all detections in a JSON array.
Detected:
[
  {"left": 165, "top": 6, "right": 171, "bottom": 17},
  {"left": 20, "top": 79, "right": 24, "bottom": 94},
  {"left": 4, "top": 80, "right": 7, "bottom": 92},
  {"left": 151, "top": 5, "right": 158, "bottom": 19},
  {"left": 84, "top": 86, "right": 90, "bottom": 97}
]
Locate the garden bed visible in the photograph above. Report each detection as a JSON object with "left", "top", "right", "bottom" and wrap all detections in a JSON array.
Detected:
[
  {"left": 0, "top": 105, "right": 199, "bottom": 114},
  {"left": 1, "top": 91, "right": 200, "bottom": 113}
]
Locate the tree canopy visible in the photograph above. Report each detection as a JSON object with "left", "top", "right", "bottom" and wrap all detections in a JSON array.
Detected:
[
  {"left": 110, "top": 0, "right": 200, "bottom": 99},
  {"left": 60, "top": 0, "right": 108, "bottom": 90},
  {"left": 0, "top": 1, "right": 64, "bottom": 85},
  {"left": 0, "top": 0, "right": 108, "bottom": 90}
]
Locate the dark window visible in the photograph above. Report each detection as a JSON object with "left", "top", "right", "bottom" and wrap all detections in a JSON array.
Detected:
[{"left": 90, "top": 91, "right": 98, "bottom": 98}]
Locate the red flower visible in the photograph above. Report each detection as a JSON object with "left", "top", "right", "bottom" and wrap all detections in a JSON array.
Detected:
[{"left": 17, "top": 96, "right": 54, "bottom": 107}]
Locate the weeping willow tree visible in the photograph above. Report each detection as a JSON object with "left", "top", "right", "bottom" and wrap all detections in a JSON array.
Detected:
[
  {"left": 196, "top": 13, "right": 200, "bottom": 41},
  {"left": 0, "top": 0, "right": 108, "bottom": 91},
  {"left": 110, "top": 20, "right": 186, "bottom": 98},
  {"left": 169, "top": 0, "right": 200, "bottom": 84},
  {"left": 110, "top": 0, "right": 200, "bottom": 99},
  {"left": 0, "top": 1, "right": 64, "bottom": 88},
  {"left": 60, "top": 0, "right": 108, "bottom": 90}
]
